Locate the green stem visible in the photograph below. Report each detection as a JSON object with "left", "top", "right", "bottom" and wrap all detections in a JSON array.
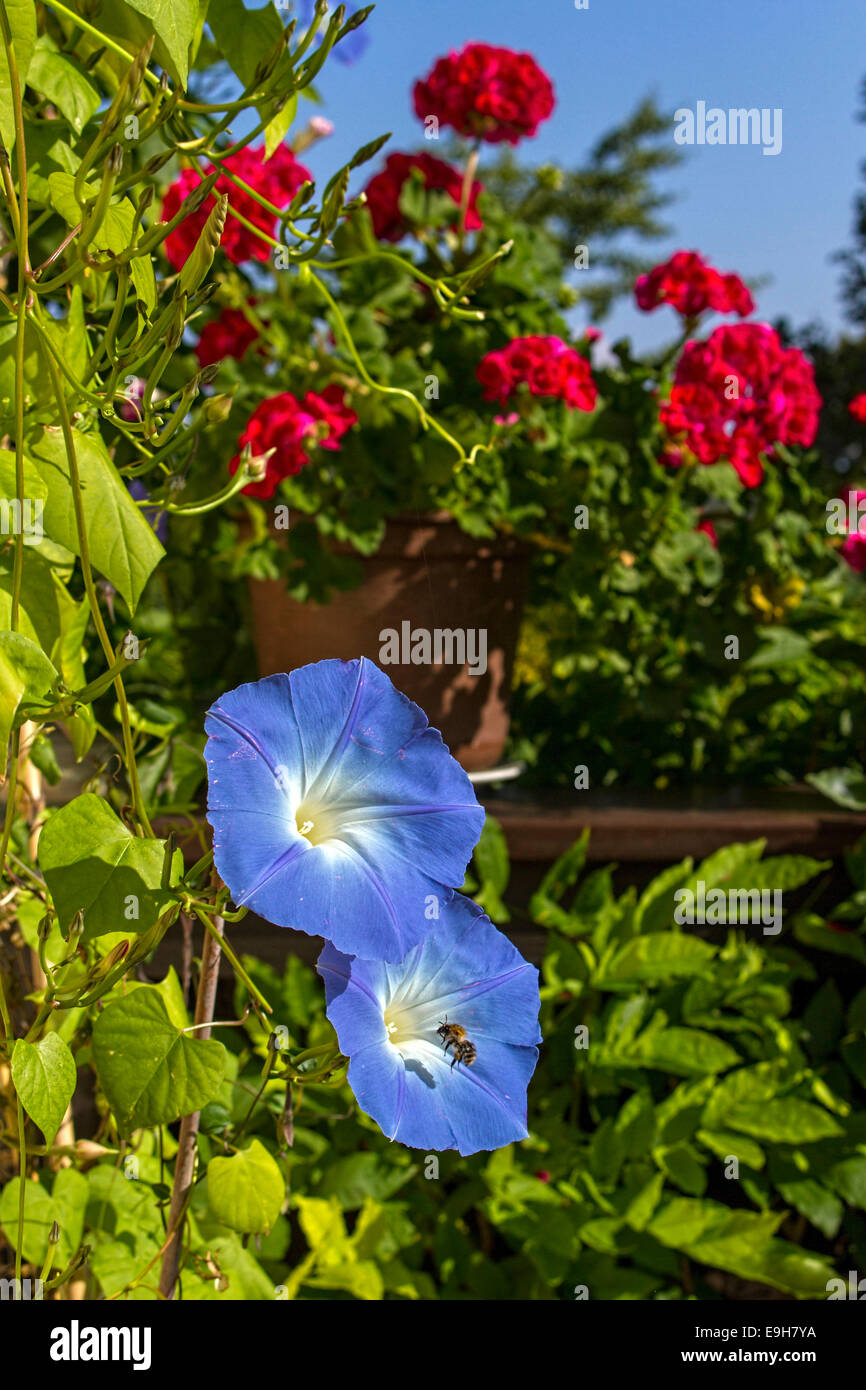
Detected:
[
  {"left": 309, "top": 270, "right": 473, "bottom": 465},
  {"left": 50, "top": 0, "right": 159, "bottom": 84},
  {"left": 0, "top": 0, "right": 30, "bottom": 637},
  {"left": 234, "top": 1044, "right": 279, "bottom": 1144},
  {"left": 0, "top": 962, "right": 12, "bottom": 1049},
  {"left": 15, "top": 1098, "right": 26, "bottom": 1283},
  {"left": 159, "top": 466, "right": 254, "bottom": 515},
  {"left": 0, "top": 727, "right": 22, "bottom": 881},
  {"left": 39, "top": 346, "right": 154, "bottom": 837}
]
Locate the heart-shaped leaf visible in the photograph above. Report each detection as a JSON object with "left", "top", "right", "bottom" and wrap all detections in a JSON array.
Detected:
[
  {"left": 11, "top": 1034, "right": 77, "bottom": 1146},
  {"left": 39, "top": 793, "right": 181, "bottom": 940},
  {"left": 0, "top": 1169, "right": 87, "bottom": 1267},
  {"left": 207, "top": 1140, "right": 285, "bottom": 1234},
  {"left": 92, "top": 988, "right": 226, "bottom": 1135}
]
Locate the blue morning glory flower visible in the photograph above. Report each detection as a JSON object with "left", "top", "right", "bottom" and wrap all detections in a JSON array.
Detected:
[
  {"left": 127, "top": 478, "right": 167, "bottom": 544},
  {"left": 318, "top": 894, "right": 542, "bottom": 1155},
  {"left": 205, "top": 659, "right": 485, "bottom": 962}
]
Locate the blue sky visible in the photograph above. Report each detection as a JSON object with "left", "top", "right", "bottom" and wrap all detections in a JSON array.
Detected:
[{"left": 266, "top": 0, "right": 866, "bottom": 350}]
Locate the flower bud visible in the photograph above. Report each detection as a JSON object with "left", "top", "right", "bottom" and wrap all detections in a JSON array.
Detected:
[{"left": 202, "top": 393, "right": 234, "bottom": 425}]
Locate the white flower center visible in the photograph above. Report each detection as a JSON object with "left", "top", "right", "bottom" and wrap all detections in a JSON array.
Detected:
[
  {"left": 295, "top": 800, "right": 338, "bottom": 846},
  {"left": 384, "top": 1002, "right": 426, "bottom": 1053}
]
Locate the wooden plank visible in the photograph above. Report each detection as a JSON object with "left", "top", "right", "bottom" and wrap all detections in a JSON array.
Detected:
[{"left": 480, "top": 787, "right": 865, "bottom": 863}]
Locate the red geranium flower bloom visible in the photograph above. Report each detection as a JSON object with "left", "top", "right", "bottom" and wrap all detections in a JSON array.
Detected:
[
  {"left": 195, "top": 307, "right": 260, "bottom": 367},
  {"left": 695, "top": 519, "right": 718, "bottom": 548},
  {"left": 477, "top": 335, "right": 597, "bottom": 412},
  {"left": 635, "top": 251, "right": 754, "bottom": 319},
  {"left": 160, "top": 144, "right": 311, "bottom": 271},
  {"left": 413, "top": 42, "right": 555, "bottom": 145},
  {"left": 660, "top": 323, "right": 821, "bottom": 488},
  {"left": 364, "top": 152, "right": 483, "bottom": 241},
  {"left": 848, "top": 393, "right": 866, "bottom": 423},
  {"left": 840, "top": 488, "right": 866, "bottom": 573},
  {"left": 229, "top": 386, "right": 357, "bottom": 500}
]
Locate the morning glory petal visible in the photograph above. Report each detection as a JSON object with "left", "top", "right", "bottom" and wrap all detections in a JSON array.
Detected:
[
  {"left": 318, "top": 897, "right": 541, "bottom": 1156},
  {"left": 205, "top": 659, "right": 484, "bottom": 961},
  {"left": 392, "top": 1038, "right": 536, "bottom": 1153}
]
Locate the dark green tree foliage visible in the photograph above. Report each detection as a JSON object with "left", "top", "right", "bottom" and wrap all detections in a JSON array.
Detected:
[
  {"left": 479, "top": 97, "right": 682, "bottom": 319},
  {"left": 837, "top": 76, "right": 866, "bottom": 326}
]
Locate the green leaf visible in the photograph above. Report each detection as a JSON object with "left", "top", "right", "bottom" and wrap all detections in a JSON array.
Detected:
[
  {"left": 472, "top": 814, "right": 510, "bottom": 922},
  {"left": 623, "top": 1173, "right": 665, "bottom": 1231},
  {"left": 655, "top": 1077, "right": 715, "bottom": 1144},
  {"left": 181, "top": 1233, "right": 276, "bottom": 1300},
  {"left": 724, "top": 1097, "right": 843, "bottom": 1144},
  {"left": 746, "top": 627, "right": 811, "bottom": 669},
  {"left": 20, "top": 121, "right": 80, "bottom": 207},
  {"left": 775, "top": 1179, "right": 843, "bottom": 1239},
  {"left": 842, "top": 1036, "right": 866, "bottom": 1088},
  {"left": 632, "top": 856, "right": 693, "bottom": 933},
  {"left": 647, "top": 1197, "right": 834, "bottom": 1297},
  {"left": 39, "top": 793, "right": 181, "bottom": 940},
  {"left": 126, "top": 965, "right": 189, "bottom": 1029},
  {"left": 0, "top": 294, "right": 88, "bottom": 421},
  {"left": 654, "top": 1143, "right": 707, "bottom": 1196},
  {"left": 295, "top": 1193, "right": 346, "bottom": 1252},
  {"left": 10, "top": 1034, "right": 77, "bottom": 1146},
  {"left": 92, "top": 988, "right": 226, "bottom": 1134},
  {"left": 529, "top": 828, "right": 590, "bottom": 930},
  {"left": 0, "top": 542, "right": 78, "bottom": 661},
  {"left": 807, "top": 766, "right": 866, "bottom": 811},
  {"left": 124, "top": 0, "right": 198, "bottom": 86},
  {"left": 90, "top": 1237, "right": 162, "bottom": 1300},
  {"left": 802, "top": 978, "right": 844, "bottom": 1062},
  {"left": 315, "top": 1153, "right": 414, "bottom": 1209},
  {"left": 826, "top": 1156, "right": 866, "bottom": 1211},
  {"left": 0, "top": 0, "right": 37, "bottom": 149},
  {"left": 207, "top": 0, "right": 283, "bottom": 88},
  {"left": 589, "top": 1117, "right": 625, "bottom": 1183},
  {"left": 47, "top": 172, "right": 156, "bottom": 312},
  {"left": 615, "top": 1089, "right": 656, "bottom": 1156},
  {"left": 697, "top": 1127, "right": 765, "bottom": 1171},
  {"left": 689, "top": 839, "right": 767, "bottom": 891},
  {"left": 844, "top": 834, "right": 866, "bottom": 889},
  {"left": 28, "top": 424, "right": 164, "bottom": 612},
  {"left": 86, "top": 1156, "right": 165, "bottom": 1244},
  {"left": 264, "top": 91, "right": 297, "bottom": 160},
  {"left": 0, "top": 631, "right": 58, "bottom": 747},
  {"left": 597, "top": 933, "right": 715, "bottom": 987},
  {"left": 27, "top": 36, "right": 100, "bottom": 134},
  {"left": 0, "top": 1169, "right": 87, "bottom": 1267},
  {"left": 793, "top": 915, "right": 866, "bottom": 966},
  {"left": 207, "top": 1140, "right": 285, "bottom": 1234},
  {"left": 723, "top": 854, "right": 829, "bottom": 894},
  {"left": 629, "top": 1026, "right": 740, "bottom": 1077}
]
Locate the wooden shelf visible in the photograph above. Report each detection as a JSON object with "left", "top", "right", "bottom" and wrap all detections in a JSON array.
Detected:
[{"left": 479, "top": 785, "right": 865, "bottom": 864}]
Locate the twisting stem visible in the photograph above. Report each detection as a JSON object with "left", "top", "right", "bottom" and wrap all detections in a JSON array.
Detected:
[
  {"left": 310, "top": 270, "right": 478, "bottom": 467},
  {"left": 158, "top": 913, "right": 224, "bottom": 1300},
  {"left": 191, "top": 905, "right": 272, "bottom": 1016}
]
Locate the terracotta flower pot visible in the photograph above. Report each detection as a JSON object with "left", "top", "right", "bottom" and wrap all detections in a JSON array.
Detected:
[{"left": 244, "top": 512, "right": 530, "bottom": 772}]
